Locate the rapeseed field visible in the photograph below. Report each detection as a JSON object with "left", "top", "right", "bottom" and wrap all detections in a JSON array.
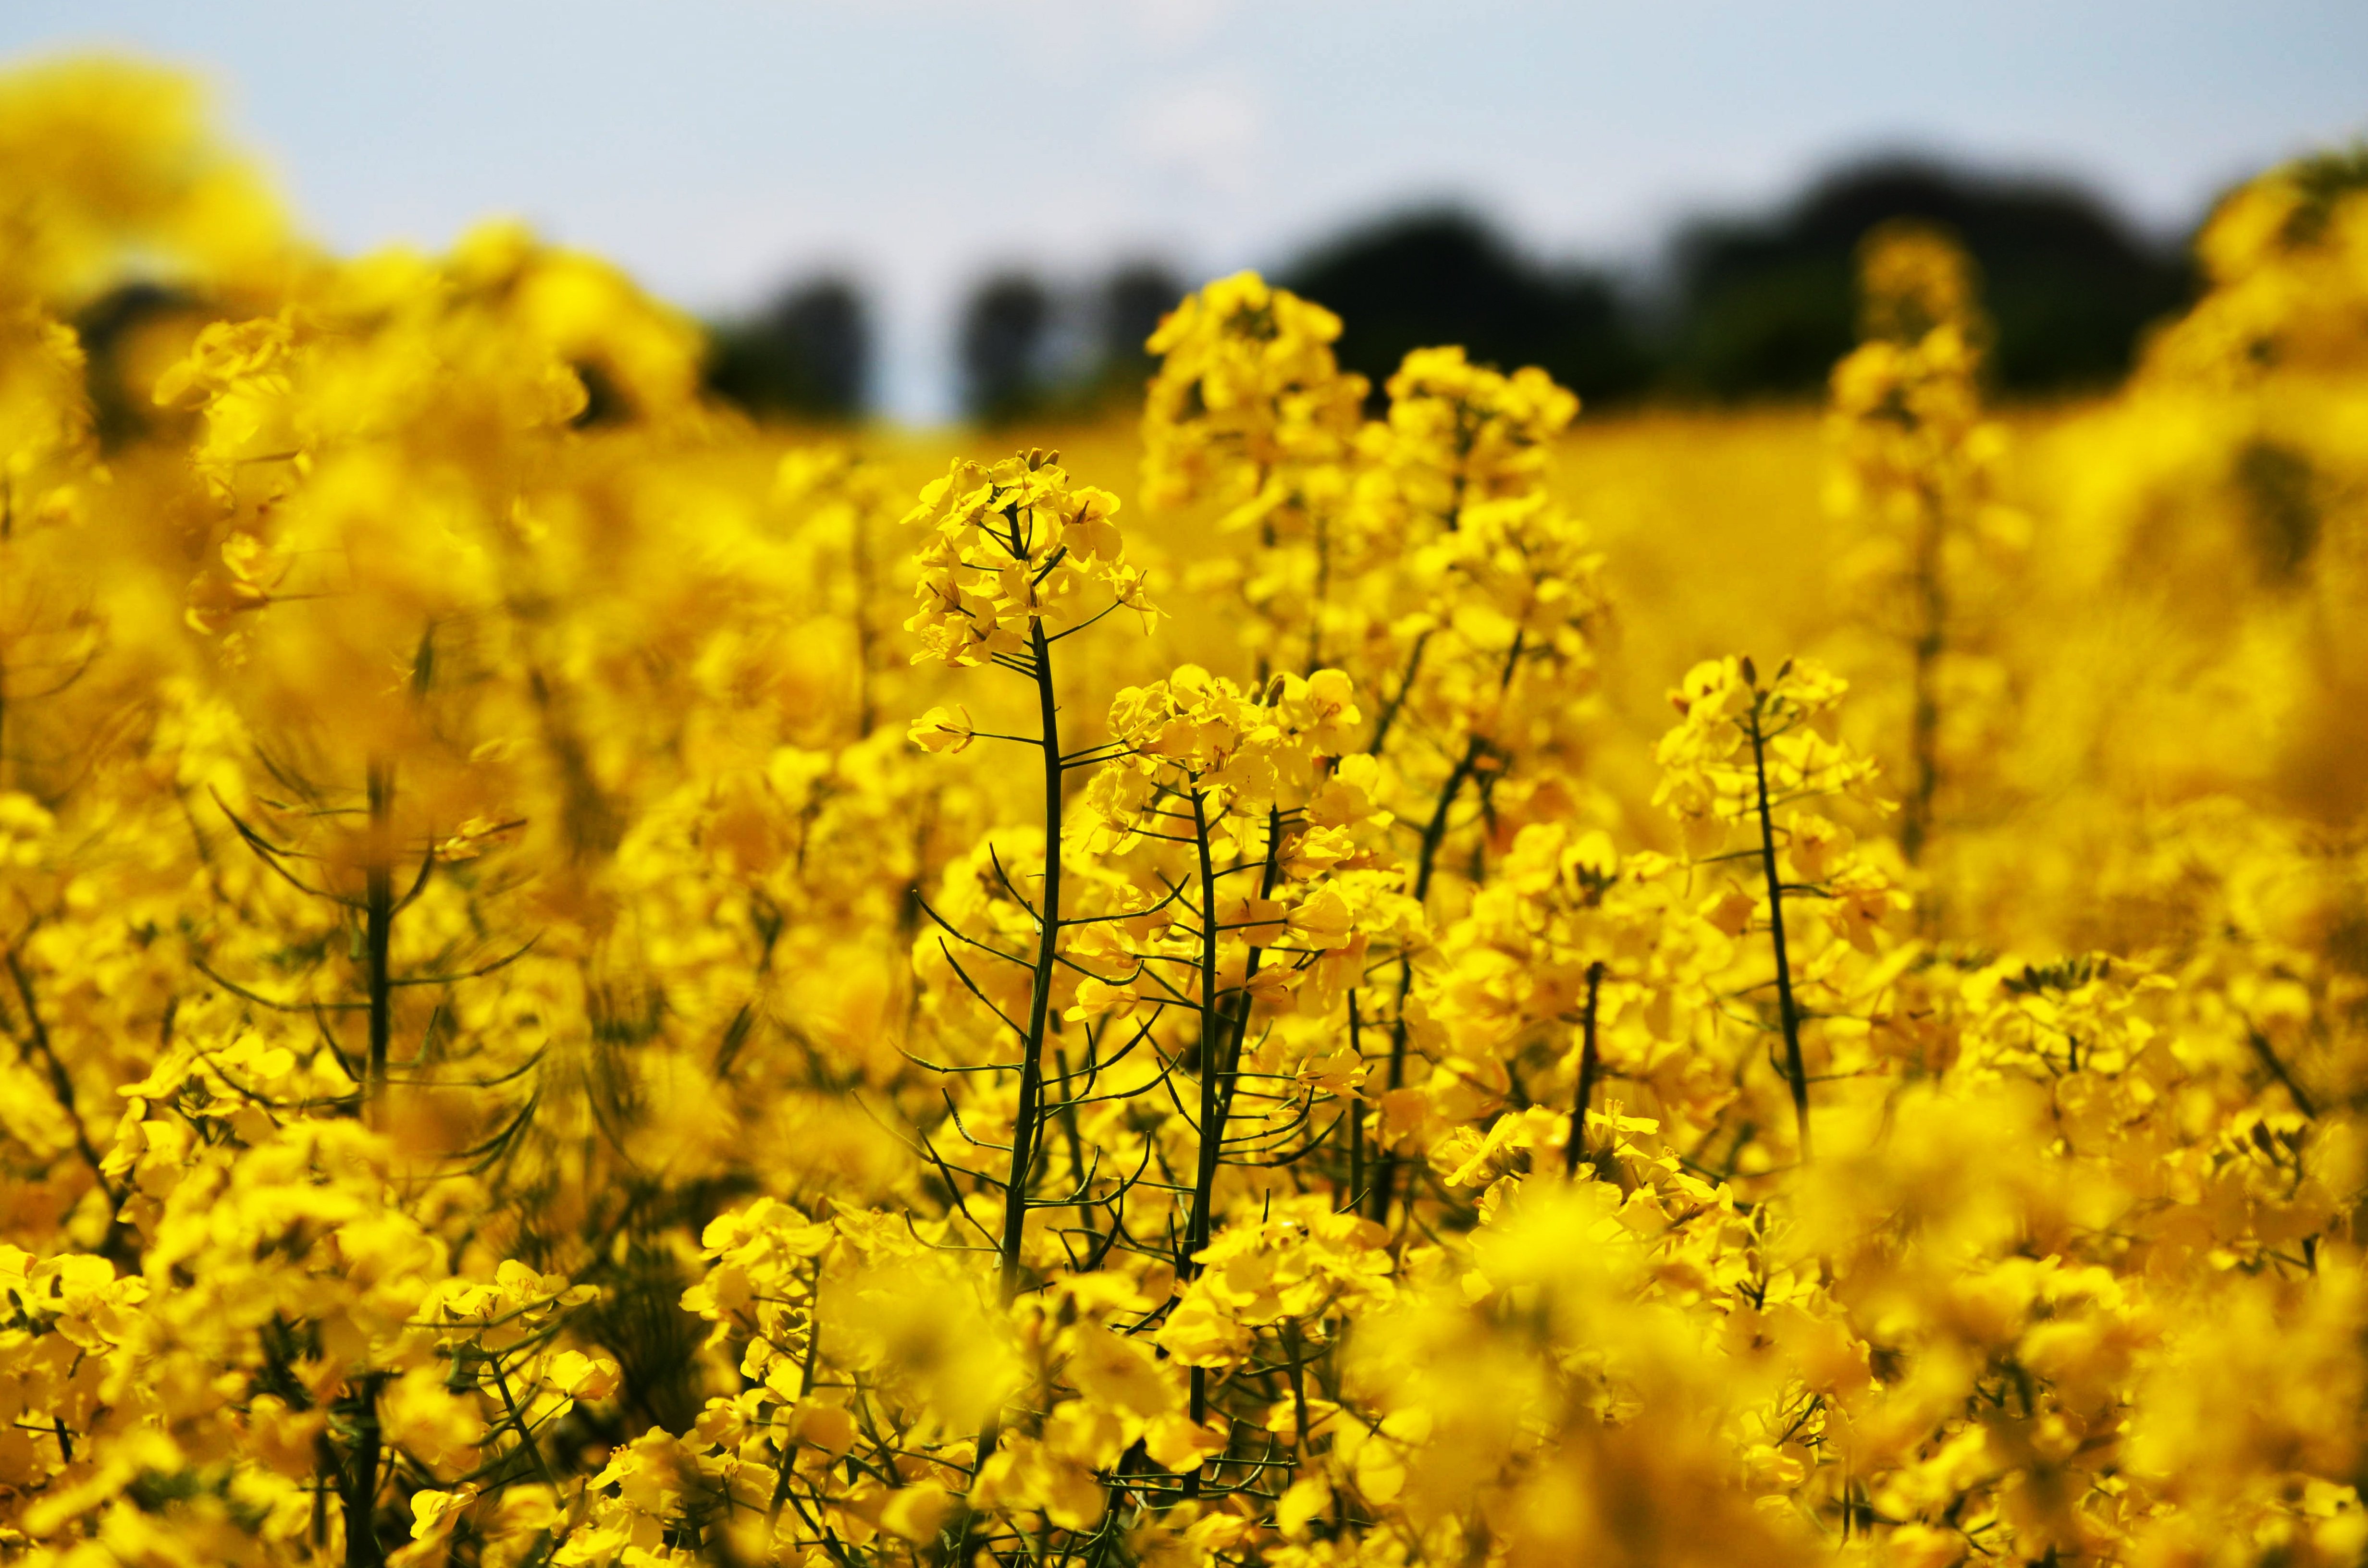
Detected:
[{"left": 3, "top": 58, "right": 2367, "bottom": 1568}]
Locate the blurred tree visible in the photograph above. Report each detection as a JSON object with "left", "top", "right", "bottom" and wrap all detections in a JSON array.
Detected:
[
  {"left": 705, "top": 274, "right": 871, "bottom": 419},
  {"left": 1668, "top": 159, "right": 2191, "bottom": 399},
  {"left": 1283, "top": 209, "right": 1653, "bottom": 406},
  {"left": 1099, "top": 259, "right": 1186, "bottom": 386},
  {"left": 958, "top": 270, "right": 1056, "bottom": 423}
]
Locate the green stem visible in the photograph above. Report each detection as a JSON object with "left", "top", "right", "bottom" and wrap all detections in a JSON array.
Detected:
[
  {"left": 1748, "top": 707, "right": 1812, "bottom": 1161},
  {"left": 1346, "top": 994, "right": 1365, "bottom": 1213},
  {"left": 5, "top": 947, "right": 127, "bottom": 1241},
  {"left": 1902, "top": 480, "right": 1946, "bottom": 866},
  {"left": 1183, "top": 788, "right": 1225, "bottom": 1279},
  {"left": 490, "top": 1353, "right": 557, "bottom": 1487},
  {"left": 1051, "top": 1044, "right": 1099, "bottom": 1256},
  {"left": 970, "top": 619, "right": 1065, "bottom": 1509},
  {"left": 1214, "top": 807, "right": 1283, "bottom": 1139},
  {"left": 1369, "top": 737, "right": 1484, "bottom": 1223},
  {"left": 1180, "top": 801, "right": 1285, "bottom": 1495},
  {"left": 998, "top": 618, "right": 1064, "bottom": 1300},
  {"left": 1564, "top": 962, "right": 1606, "bottom": 1178},
  {"left": 1183, "top": 788, "right": 1225, "bottom": 1494},
  {"left": 1366, "top": 633, "right": 1431, "bottom": 760},
  {"left": 338, "top": 1374, "right": 387, "bottom": 1568},
  {"left": 364, "top": 761, "right": 394, "bottom": 1109}
]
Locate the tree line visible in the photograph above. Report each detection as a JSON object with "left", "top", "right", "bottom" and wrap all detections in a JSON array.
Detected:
[{"left": 706, "top": 155, "right": 2197, "bottom": 422}]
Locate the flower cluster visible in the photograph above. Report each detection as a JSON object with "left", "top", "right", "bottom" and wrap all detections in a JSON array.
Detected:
[
  {"left": 903, "top": 448, "right": 1153, "bottom": 667},
  {"left": 1139, "top": 270, "right": 1368, "bottom": 520}
]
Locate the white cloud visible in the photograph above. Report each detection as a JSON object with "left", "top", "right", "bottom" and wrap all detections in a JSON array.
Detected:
[
  {"left": 1130, "top": 76, "right": 1263, "bottom": 196},
  {"left": 1131, "top": 0, "right": 1243, "bottom": 49}
]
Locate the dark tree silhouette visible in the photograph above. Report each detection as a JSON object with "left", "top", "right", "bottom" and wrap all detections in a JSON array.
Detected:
[
  {"left": 1283, "top": 209, "right": 1653, "bottom": 406},
  {"left": 1667, "top": 159, "right": 2192, "bottom": 398},
  {"left": 958, "top": 271, "right": 1056, "bottom": 423},
  {"left": 705, "top": 275, "right": 872, "bottom": 419},
  {"left": 1100, "top": 260, "right": 1186, "bottom": 377}
]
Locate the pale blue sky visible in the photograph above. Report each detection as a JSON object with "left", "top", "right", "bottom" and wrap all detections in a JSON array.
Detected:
[{"left": 4, "top": 0, "right": 2362, "bottom": 417}]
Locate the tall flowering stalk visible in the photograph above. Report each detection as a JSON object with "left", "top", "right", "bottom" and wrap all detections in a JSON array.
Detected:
[
  {"left": 1827, "top": 221, "right": 2019, "bottom": 868},
  {"left": 903, "top": 449, "right": 1152, "bottom": 1303},
  {"left": 1072, "top": 663, "right": 1364, "bottom": 1489},
  {"left": 1656, "top": 656, "right": 1900, "bottom": 1161}
]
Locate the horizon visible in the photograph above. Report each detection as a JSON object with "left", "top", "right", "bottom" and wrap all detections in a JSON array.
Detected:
[{"left": 4, "top": 0, "right": 2362, "bottom": 419}]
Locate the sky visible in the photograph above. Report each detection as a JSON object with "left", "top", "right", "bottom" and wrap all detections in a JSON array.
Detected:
[{"left": 2, "top": 0, "right": 2363, "bottom": 419}]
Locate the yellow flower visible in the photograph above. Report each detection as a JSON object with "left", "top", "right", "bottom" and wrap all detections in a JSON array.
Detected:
[{"left": 907, "top": 704, "right": 975, "bottom": 754}]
